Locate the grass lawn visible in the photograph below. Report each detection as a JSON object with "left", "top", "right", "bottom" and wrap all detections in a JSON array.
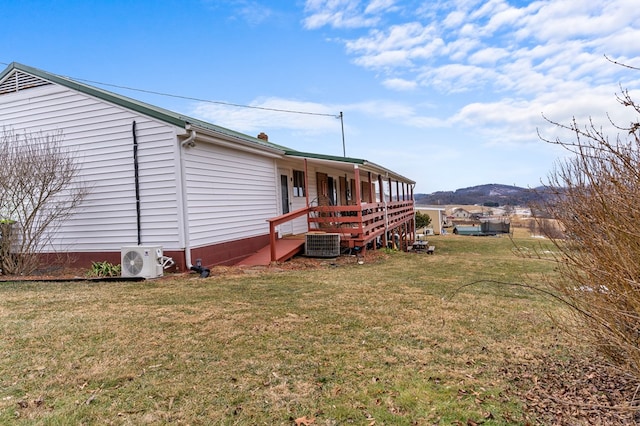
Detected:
[{"left": 0, "top": 232, "right": 579, "bottom": 424}]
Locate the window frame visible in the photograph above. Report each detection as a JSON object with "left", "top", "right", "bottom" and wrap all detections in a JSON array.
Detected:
[{"left": 293, "top": 169, "right": 305, "bottom": 197}]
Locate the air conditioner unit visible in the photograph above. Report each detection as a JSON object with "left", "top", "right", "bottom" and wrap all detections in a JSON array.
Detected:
[
  {"left": 121, "top": 245, "right": 164, "bottom": 279},
  {"left": 305, "top": 233, "right": 340, "bottom": 258}
]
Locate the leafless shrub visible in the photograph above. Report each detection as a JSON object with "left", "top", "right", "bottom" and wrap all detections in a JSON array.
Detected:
[
  {"left": 533, "top": 68, "right": 640, "bottom": 379},
  {"left": 0, "top": 128, "right": 88, "bottom": 275}
]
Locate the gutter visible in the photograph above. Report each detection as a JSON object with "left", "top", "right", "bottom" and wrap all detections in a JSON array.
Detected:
[{"left": 186, "top": 124, "right": 284, "bottom": 157}]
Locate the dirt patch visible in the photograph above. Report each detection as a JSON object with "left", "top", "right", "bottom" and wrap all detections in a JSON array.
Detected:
[
  {"left": 0, "top": 265, "right": 89, "bottom": 282},
  {"left": 198, "top": 250, "right": 389, "bottom": 279}
]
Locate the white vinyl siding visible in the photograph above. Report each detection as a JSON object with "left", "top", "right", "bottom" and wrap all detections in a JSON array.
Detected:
[
  {"left": 275, "top": 160, "right": 315, "bottom": 235},
  {"left": 0, "top": 85, "right": 181, "bottom": 252},
  {"left": 184, "top": 142, "right": 277, "bottom": 247}
]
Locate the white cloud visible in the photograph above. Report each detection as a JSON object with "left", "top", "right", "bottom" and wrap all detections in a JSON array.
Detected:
[
  {"left": 303, "top": 0, "right": 381, "bottom": 29},
  {"left": 382, "top": 77, "right": 417, "bottom": 91},
  {"left": 442, "top": 10, "right": 466, "bottom": 29},
  {"left": 421, "top": 63, "right": 497, "bottom": 93},
  {"left": 190, "top": 98, "right": 340, "bottom": 137},
  {"left": 364, "top": 0, "right": 397, "bottom": 14},
  {"left": 596, "top": 28, "right": 640, "bottom": 59},
  {"left": 345, "top": 22, "right": 437, "bottom": 56},
  {"left": 306, "top": 0, "right": 640, "bottom": 96},
  {"left": 204, "top": 0, "right": 276, "bottom": 26},
  {"left": 483, "top": 4, "right": 530, "bottom": 33},
  {"left": 467, "top": 46, "right": 509, "bottom": 65},
  {"left": 348, "top": 99, "right": 417, "bottom": 120},
  {"left": 236, "top": 1, "right": 273, "bottom": 25},
  {"left": 449, "top": 83, "right": 640, "bottom": 149},
  {"left": 353, "top": 49, "right": 412, "bottom": 68},
  {"left": 298, "top": 0, "right": 640, "bottom": 174}
]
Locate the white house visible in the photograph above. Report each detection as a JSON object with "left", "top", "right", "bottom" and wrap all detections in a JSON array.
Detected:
[
  {"left": 0, "top": 62, "right": 415, "bottom": 271},
  {"left": 451, "top": 208, "right": 472, "bottom": 219},
  {"left": 416, "top": 207, "right": 446, "bottom": 235}
]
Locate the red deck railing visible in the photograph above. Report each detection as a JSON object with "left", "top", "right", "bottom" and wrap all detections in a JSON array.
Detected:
[{"left": 266, "top": 201, "right": 415, "bottom": 261}]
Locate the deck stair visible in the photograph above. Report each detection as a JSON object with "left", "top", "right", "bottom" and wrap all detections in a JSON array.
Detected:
[{"left": 237, "top": 237, "right": 305, "bottom": 266}]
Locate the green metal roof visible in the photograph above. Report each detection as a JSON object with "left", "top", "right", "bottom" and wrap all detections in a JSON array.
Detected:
[
  {"left": 0, "top": 62, "right": 414, "bottom": 184},
  {"left": 0, "top": 62, "right": 286, "bottom": 152},
  {"left": 283, "top": 151, "right": 415, "bottom": 184},
  {"left": 284, "top": 150, "right": 365, "bottom": 164}
]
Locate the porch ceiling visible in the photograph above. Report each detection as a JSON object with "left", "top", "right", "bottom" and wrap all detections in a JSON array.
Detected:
[{"left": 285, "top": 152, "right": 415, "bottom": 185}]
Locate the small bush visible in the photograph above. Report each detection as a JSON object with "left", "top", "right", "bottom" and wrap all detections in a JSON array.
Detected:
[
  {"left": 87, "top": 261, "right": 121, "bottom": 277},
  {"left": 415, "top": 210, "right": 432, "bottom": 229}
]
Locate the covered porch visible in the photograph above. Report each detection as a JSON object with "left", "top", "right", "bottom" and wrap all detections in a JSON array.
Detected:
[{"left": 263, "top": 153, "right": 416, "bottom": 263}]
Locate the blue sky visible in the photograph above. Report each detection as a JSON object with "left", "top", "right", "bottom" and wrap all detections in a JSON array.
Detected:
[{"left": 2, "top": 0, "right": 640, "bottom": 193}]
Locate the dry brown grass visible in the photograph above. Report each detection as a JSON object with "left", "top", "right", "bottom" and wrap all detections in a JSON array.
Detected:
[{"left": 0, "top": 234, "right": 635, "bottom": 424}]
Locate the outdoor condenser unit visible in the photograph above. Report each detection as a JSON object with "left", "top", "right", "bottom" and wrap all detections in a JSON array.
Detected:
[
  {"left": 121, "top": 245, "right": 164, "bottom": 279},
  {"left": 304, "top": 233, "right": 340, "bottom": 258}
]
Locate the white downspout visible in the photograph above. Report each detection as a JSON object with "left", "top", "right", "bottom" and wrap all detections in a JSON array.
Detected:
[
  {"left": 179, "top": 128, "right": 197, "bottom": 268},
  {"left": 181, "top": 128, "right": 197, "bottom": 148}
]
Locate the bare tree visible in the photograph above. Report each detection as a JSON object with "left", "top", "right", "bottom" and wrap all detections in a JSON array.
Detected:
[
  {"left": 534, "top": 74, "right": 640, "bottom": 378},
  {"left": 0, "top": 128, "right": 88, "bottom": 275}
]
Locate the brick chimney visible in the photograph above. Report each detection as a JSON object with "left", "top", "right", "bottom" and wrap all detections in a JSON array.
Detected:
[{"left": 257, "top": 132, "right": 268, "bottom": 141}]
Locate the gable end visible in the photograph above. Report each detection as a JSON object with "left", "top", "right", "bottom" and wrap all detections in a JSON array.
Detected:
[{"left": 0, "top": 70, "right": 52, "bottom": 95}]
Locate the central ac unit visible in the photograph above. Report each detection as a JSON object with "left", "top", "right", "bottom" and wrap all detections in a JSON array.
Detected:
[
  {"left": 121, "top": 245, "right": 164, "bottom": 279},
  {"left": 305, "top": 233, "right": 340, "bottom": 258}
]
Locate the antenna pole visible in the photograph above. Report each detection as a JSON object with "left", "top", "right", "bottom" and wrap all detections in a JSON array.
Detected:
[{"left": 340, "top": 111, "right": 346, "bottom": 157}]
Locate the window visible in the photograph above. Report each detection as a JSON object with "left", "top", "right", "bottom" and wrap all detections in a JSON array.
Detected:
[{"left": 293, "top": 170, "right": 305, "bottom": 197}]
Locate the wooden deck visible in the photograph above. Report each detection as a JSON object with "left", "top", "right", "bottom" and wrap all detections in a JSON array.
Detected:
[
  {"left": 237, "top": 237, "right": 305, "bottom": 266},
  {"left": 262, "top": 199, "right": 416, "bottom": 263}
]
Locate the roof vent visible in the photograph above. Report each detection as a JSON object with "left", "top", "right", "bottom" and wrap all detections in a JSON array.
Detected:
[
  {"left": 0, "top": 70, "right": 52, "bottom": 95},
  {"left": 257, "top": 132, "right": 268, "bottom": 141}
]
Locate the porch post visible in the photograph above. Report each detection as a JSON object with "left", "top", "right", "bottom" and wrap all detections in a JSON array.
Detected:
[
  {"left": 354, "top": 165, "right": 362, "bottom": 206},
  {"left": 354, "top": 165, "right": 363, "bottom": 252},
  {"left": 388, "top": 177, "right": 392, "bottom": 202},
  {"left": 304, "top": 159, "right": 309, "bottom": 208},
  {"left": 367, "top": 172, "right": 373, "bottom": 203},
  {"left": 410, "top": 184, "right": 415, "bottom": 242},
  {"left": 402, "top": 222, "right": 407, "bottom": 251},
  {"left": 270, "top": 220, "right": 277, "bottom": 262},
  {"left": 378, "top": 174, "right": 387, "bottom": 249},
  {"left": 411, "top": 216, "right": 416, "bottom": 246},
  {"left": 396, "top": 181, "right": 400, "bottom": 201},
  {"left": 304, "top": 158, "right": 310, "bottom": 232}
]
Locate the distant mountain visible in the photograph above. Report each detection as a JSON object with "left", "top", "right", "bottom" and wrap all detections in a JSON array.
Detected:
[{"left": 415, "top": 183, "right": 547, "bottom": 206}]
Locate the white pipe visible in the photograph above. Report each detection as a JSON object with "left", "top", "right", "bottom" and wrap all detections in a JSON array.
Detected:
[{"left": 179, "top": 129, "right": 196, "bottom": 268}]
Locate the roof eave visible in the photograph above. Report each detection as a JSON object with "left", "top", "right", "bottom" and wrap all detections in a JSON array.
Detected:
[
  {"left": 4, "top": 62, "right": 188, "bottom": 128},
  {"left": 2, "top": 62, "right": 289, "bottom": 152},
  {"left": 186, "top": 123, "right": 285, "bottom": 156},
  {"left": 362, "top": 160, "right": 416, "bottom": 185},
  {"left": 285, "top": 150, "right": 415, "bottom": 184}
]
